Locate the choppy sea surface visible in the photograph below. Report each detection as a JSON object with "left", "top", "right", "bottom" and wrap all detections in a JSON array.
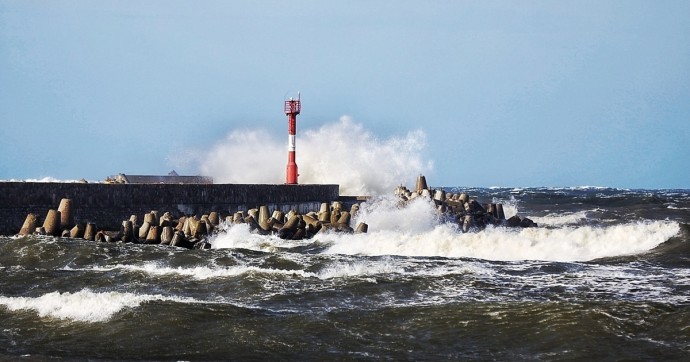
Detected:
[{"left": 1, "top": 187, "right": 689, "bottom": 360}]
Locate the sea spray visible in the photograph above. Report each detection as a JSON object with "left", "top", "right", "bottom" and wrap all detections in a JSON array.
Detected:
[
  {"left": 197, "top": 129, "right": 285, "bottom": 186},
  {"left": 351, "top": 194, "right": 439, "bottom": 234},
  {"left": 195, "top": 116, "right": 433, "bottom": 195},
  {"left": 297, "top": 117, "right": 431, "bottom": 195}
]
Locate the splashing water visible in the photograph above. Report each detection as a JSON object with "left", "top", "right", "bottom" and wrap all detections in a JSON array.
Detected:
[
  {"left": 0, "top": 289, "right": 197, "bottom": 323},
  {"left": 207, "top": 193, "right": 682, "bottom": 262},
  {"left": 195, "top": 116, "right": 433, "bottom": 195}
]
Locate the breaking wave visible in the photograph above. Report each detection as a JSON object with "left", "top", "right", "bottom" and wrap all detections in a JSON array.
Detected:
[
  {"left": 0, "top": 289, "right": 197, "bottom": 323},
  {"left": 193, "top": 116, "right": 433, "bottom": 196},
  {"left": 209, "top": 194, "right": 681, "bottom": 262},
  {"left": 319, "top": 220, "right": 680, "bottom": 262}
]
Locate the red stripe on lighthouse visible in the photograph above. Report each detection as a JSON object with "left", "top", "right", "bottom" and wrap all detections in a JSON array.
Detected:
[{"left": 285, "top": 97, "right": 301, "bottom": 184}]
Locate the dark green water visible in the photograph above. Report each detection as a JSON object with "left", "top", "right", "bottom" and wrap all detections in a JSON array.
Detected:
[{"left": 1, "top": 188, "right": 689, "bottom": 360}]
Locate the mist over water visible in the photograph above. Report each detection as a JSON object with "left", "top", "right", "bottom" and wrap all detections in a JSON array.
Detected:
[{"left": 196, "top": 116, "right": 433, "bottom": 195}]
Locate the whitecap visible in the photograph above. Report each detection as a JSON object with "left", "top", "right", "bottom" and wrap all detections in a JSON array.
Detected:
[
  {"left": 320, "top": 221, "right": 680, "bottom": 262},
  {"left": 0, "top": 289, "right": 197, "bottom": 322}
]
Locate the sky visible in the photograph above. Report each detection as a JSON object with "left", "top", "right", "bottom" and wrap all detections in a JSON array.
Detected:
[{"left": 1, "top": 0, "right": 688, "bottom": 190}]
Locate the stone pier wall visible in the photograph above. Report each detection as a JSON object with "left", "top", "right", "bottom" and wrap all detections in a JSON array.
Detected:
[{"left": 0, "top": 183, "right": 339, "bottom": 235}]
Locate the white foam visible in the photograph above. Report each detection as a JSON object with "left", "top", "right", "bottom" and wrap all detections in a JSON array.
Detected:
[
  {"left": 317, "top": 258, "right": 405, "bottom": 279},
  {"left": 208, "top": 191, "right": 680, "bottom": 262},
  {"left": 320, "top": 221, "right": 680, "bottom": 262},
  {"left": 0, "top": 289, "right": 194, "bottom": 322},
  {"left": 69, "top": 258, "right": 410, "bottom": 282},
  {"left": 492, "top": 196, "right": 519, "bottom": 219},
  {"left": 83, "top": 262, "right": 317, "bottom": 280},
  {"left": 353, "top": 195, "right": 439, "bottom": 234},
  {"left": 211, "top": 223, "right": 312, "bottom": 251},
  {"left": 530, "top": 210, "right": 592, "bottom": 226},
  {"left": 192, "top": 116, "right": 433, "bottom": 196}
]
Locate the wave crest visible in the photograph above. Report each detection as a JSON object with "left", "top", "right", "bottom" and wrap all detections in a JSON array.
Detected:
[{"left": 0, "top": 289, "right": 191, "bottom": 322}]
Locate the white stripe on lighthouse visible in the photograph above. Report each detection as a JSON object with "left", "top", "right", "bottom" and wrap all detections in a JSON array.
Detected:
[{"left": 288, "top": 135, "right": 296, "bottom": 151}]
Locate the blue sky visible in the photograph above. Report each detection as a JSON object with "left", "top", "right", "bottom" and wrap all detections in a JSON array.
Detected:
[{"left": 1, "top": 1, "right": 688, "bottom": 189}]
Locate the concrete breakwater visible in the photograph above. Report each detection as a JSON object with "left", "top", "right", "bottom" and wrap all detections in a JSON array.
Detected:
[
  {"left": 2, "top": 177, "right": 534, "bottom": 248},
  {"left": 0, "top": 183, "right": 343, "bottom": 239},
  {"left": 16, "top": 199, "right": 368, "bottom": 249}
]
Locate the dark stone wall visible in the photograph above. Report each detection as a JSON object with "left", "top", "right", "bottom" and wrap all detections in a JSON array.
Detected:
[{"left": 0, "top": 183, "right": 339, "bottom": 235}]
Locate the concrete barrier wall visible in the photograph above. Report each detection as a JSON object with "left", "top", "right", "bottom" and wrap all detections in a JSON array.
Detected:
[{"left": 0, "top": 183, "right": 339, "bottom": 235}]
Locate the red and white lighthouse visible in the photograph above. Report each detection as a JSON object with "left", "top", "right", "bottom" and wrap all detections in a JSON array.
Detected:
[{"left": 284, "top": 94, "right": 301, "bottom": 184}]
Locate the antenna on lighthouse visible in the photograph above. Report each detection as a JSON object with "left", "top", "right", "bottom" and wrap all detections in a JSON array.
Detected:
[{"left": 284, "top": 94, "right": 301, "bottom": 184}]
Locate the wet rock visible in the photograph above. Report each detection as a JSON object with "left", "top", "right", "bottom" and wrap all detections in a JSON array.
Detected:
[
  {"left": 170, "top": 231, "right": 193, "bottom": 249},
  {"left": 520, "top": 217, "right": 537, "bottom": 228},
  {"left": 506, "top": 215, "right": 522, "bottom": 228}
]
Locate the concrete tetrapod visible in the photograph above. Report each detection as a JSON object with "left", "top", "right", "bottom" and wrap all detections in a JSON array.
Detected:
[
  {"left": 19, "top": 213, "right": 37, "bottom": 236},
  {"left": 57, "top": 198, "right": 74, "bottom": 230},
  {"left": 70, "top": 223, "right": 85, "bottom": 239},
  {"left": 83, "top": 223, "right": 97, "bottom": 241},
  {"left": 43, "top": 209, "right": 61, "bottom": 237}
]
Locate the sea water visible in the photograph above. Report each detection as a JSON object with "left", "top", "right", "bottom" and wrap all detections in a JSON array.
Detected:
[{"left": 1, "top": 187, "right": 689, "bottom": 360}]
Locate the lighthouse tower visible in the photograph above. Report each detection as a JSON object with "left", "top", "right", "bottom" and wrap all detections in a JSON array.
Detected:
[{"left": 284, "top": 94, "right": 301, "bottom": 184}]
